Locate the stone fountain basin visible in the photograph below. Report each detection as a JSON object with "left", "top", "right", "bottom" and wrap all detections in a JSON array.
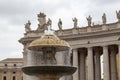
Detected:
[{"left": 22, "top": 66, "right": 76, "bottom": 76}]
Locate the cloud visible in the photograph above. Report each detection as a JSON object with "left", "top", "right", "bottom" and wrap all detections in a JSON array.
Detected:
[
  {"left": 91, "top": 0, "right": 120, "bottom": 5},
  {"left": 0, "top": 0, "right": 120, "bottom": 60}
]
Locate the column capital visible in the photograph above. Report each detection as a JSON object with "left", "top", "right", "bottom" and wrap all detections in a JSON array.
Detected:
[
  {"left": 72, "top": 48, "right": 78, "bottom": 50},
  {"left": 118, "top": 44, "right": 120, "bottom": 47},
  {"left": 72, "top": 48, "right": 78, "bottom": 53},
  {"left": 78, "top": 48, "right": 86, "bottom": 53},
  {"left": 109, "top": 46, "right": 117, "bottom": 53},
  {"left": 87, "top": 47, "right": 93, "bottom": 49},
  {"left": 102, "top": 45, "right": 108, "bottom": 47},
  {"left": 93, "top": 47, "right": 102, "bottom": 53}
]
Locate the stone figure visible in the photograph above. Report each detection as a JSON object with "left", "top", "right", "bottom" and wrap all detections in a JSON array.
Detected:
[
  {"left": 86, "top": 15, "right": 92, "bottom": 27},
  {"left": 58, "top": 18, "right": 62, "bottom": 30},
  {"left": 37, "top": 12, "right": 46, "bottom": 26},
  {"left": 102, "top": 13, "right": 107, "bottom": 24},
  {"left": 25, "top": 20, "right": 31, "bottom": 33},
  {"left": 72, "top": 17, "right": 78, "bottom": 28},
  {"left": 92, "top": 22, "right": 95, "bottom": 26},
  {"left": 37, "top": 12, "right": 47, "bottom": 31},
  {"left": 47, "top": 18, "right": 52, "bottom": 29},
  {"left": 116, "top": 10, "right": 120, "bottom": 22}
]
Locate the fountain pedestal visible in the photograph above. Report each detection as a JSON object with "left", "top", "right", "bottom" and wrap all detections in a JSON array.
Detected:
[{"left": 22, "top": 34, "right": 76, "bottom": 80}]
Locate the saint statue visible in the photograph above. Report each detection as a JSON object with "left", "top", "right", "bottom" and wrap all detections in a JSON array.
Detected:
[
  {"left": 72, "top": 17, "right": 78, "bottom": 28},
  {"left": 37, "top": 12, "right": 47, "bottom": 31},
  {"left": 102, "top": 13, "right": 106, "bottom": 24},
  {"left": 116, "top": 10, "right": 120, "bottom": 22},
  {"left": 25, "top": 20, "right": 31, "bottom": 33},
  {"left": 58, "top": 18, "right": 62, "bottom": 31},
  {"left": 37, "top": 12, "right": 46, "bottom": 26},
  {"left": 47, "top": 18, "right": 52, "bottom": 30},
  {"left": 86, "top": 15, "right": 92, "bottom": 27}
]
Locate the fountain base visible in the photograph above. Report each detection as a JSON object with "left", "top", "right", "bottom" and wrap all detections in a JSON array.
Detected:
[{"left": 22, "top": 66, "right": 76, "bottom": 76}]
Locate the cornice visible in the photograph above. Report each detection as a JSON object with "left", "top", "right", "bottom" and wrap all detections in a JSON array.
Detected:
[
  {"left": 19, "top": 28, "right": 120, "bottom": 45},
  {"left": 58, "top": 28, "right": 120, "bottom": 41},
  {"left": 19, "top": 22, "right": 120, "bottom": 45}
]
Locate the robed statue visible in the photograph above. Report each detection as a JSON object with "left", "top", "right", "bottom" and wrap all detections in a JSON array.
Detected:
[
  {"left": 72, "top": 17, "right": 78, "bottom": 28},
  {"left": 102, "top": 13, "right": 106, "bottom": 24},
  {"left": 116, "top": 10, "right": 120, "bottom": 22},
  {"left": 25, "top": 20, "right": 31, "bottom": 33},
  {"left": 47, "top": 18, "right": 52, "bottom": 30},
  {"left": 58, "top": 18, "right": 62, "bottom": 31},
  {"left": 86, "top": 15, "right": 92, "bottom": 27}
]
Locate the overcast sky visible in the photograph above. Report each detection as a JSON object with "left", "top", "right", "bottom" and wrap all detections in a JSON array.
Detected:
[{"left": 0, "top": 0, "right": 120, "bottom": 60}]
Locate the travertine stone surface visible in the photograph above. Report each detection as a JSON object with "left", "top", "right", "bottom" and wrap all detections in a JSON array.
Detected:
[
  {"left": 103, "top": 46, "right": 110, "bottom": 80},
  {"left": 19, "top": 12, "right": 120, "bottom": 80},
  {"left": 87, "top": 47, "right": 94, "bottom": 80},
  {"left": 73, "top": 49, "right": 78, "bottom": 80}
]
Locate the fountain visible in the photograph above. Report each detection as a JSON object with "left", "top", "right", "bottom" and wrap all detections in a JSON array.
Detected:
[{"left": 22, "top": 27, "right": 77, "bottom": 80}]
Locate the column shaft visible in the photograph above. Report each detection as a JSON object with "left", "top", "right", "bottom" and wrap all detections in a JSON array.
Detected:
[
  {"left": 95, "top": 51, "right": 101, "bottom": 80},
  {"left": 87, "top": 47, "right": 94, "bottom": 80},
  {"left": 73, "top": 49, "right": 78, "bottom": 80},
  {"left": 118, "top": 45, "right": 120, "bottom": 80},
  {"left": 79, "top": 51, "right": 85, "bottom": 80},
  {"left": 110, "top": 51, "right": 117, "bottom": 80},
  {"left": 103, "top": 46, "right": 110, "bottom": 80}
]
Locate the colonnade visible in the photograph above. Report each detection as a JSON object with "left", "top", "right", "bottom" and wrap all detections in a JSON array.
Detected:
[{"left": 73, "top": 45, "right": 119, "bottom": 80}]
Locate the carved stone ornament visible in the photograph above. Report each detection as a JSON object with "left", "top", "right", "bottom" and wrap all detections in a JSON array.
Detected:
[
  {"left": 25, "top": 20, "right": 31, "bottom": 33},
  {"left": 72, "top": 17, "right": 78, "bottom": 28},
  {"left": 102, "top": 13, "right": 107, "bottom": 24},
  {"left": 116, "top": 10, "right": 120, "bottom": 22},
  {"left": 86, "top": 15, "right": 92, "bottom": 27},
  {"left": 58, "top": 18, "right": 62, "bottom": 31}
]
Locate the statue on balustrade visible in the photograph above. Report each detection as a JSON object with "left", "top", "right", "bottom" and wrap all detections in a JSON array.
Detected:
[
  {"left": 72, "top": 17, "right": 78, "bottom": 28},
  {"left": 102, "top": 13, "right": 107, "bottom": 24},
  {"left": 58, "top": 18, "right": 62, "bottom": 31},
  {"left": 25, "top": 20, "right": 31, "bottom": 33},
  {"left": 37, "top": 12, "right": 47, "bottom": 31},
  {"left": 116, "top": 10, "right": 120, "bottom": 22},
  {"left": 47, "top": 18, "right": 52, "bottom": 30},
  {"left": 86, "top": 15, "right": 92, "bottom": 27}
]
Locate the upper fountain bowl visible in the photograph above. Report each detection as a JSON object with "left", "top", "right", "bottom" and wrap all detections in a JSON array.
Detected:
[{"left": 28, "top": 34, "right": 70, "bottom": 51}]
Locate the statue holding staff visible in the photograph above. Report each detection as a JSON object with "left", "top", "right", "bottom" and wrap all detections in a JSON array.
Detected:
[
  {"left": 58, "top": 18, "right": 62, "bottom": 31},
  {"left": 86, "top": 15, "right": 92, "bottom": 27}
]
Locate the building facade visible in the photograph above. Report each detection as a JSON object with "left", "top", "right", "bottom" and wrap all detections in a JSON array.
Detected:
[
  {"left": 0, "top": 58, "right": 23, "bottom": 80},
  {"left": 19, "top": 12, "right": 120, "bottom": 80}
]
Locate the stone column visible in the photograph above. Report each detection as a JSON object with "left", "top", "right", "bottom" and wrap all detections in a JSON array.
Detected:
[
  {"left": 73, "top": 49, "right": 78, "bottom": 80},
  {"left": 87, "top": 47, "right": 94, "bottom": 80},
  {"left": 94, "top": 48, "right": 101, "bottom": 80},
  {"left": 118, "top": 45, "right": 120, "bottom": 80},
  {"left": 103, "top": 46, "right": 110, "bottom": 80},
  {"left": 110, "top": 47, "right": 117, "bottom": 80},
  {"left": 79, "top": 49, "right": 86, "bottom": 80}
]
